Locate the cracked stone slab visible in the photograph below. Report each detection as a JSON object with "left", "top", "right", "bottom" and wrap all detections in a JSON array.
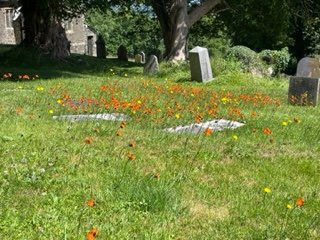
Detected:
[
  {"left": 53, "top": 113, "right": 130, "bottom": 122},
  {"left": 165, "top": 119, "right": 245, "bottom": 134}
]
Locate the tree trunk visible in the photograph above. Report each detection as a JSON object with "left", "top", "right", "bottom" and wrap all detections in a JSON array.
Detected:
[
  {"left": 21, "top": 0, "right": 70, "bottom": 59},
  {"left": 151, "top": 0, "right": 188, "bottom": 62},
  {"left": 151, "top": 0, "right": 222, "bottom": 62}
]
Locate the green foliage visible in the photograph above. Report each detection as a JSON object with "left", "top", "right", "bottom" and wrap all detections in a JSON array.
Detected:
[
  {"left": 86, "top": 8, "right": 162, "bottom": 57},
  {"left": 303, "top": 17, "right": 320, "bottom": 56},
  {"left": 226, "top": 46, "right": 291, "bottom": 75},
  {"left": 259, "top": 47, "right": 291, "bottom": 74},
  {"left": 221, "top": 0, "right": 292, "bottom": 51},
  {"left": 226, "top": 46, "right": 267, "bottom": 75}
]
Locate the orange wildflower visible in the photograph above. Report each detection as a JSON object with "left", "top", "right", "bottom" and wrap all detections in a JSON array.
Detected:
[
  {"left": 296, "top": 197, "right": 305, "bottom": 207},
  {"left": 87, "top": 199, "right": 95, "bottom": 207},
  {"left": 128, "top": 152, "right": 136, "bottom": 161},
  {"left": 204, "top": 128, "right": 213, "bottom": 136},
  {"left": 128, "top": 141, "right": 136, "bottom": 147},
  {"left": 86, "top": 228, "right": 98, "bottom": 240},
  {"left": 195, "top": 115, "right": 202, "bottom": 123},
  {"left": 120, "top": 121, "right": 126, "bottom": 129},
  {"left": 15, "top": 107, "right": 24, "bottom": 114},
  {"left": 84, "top": 137, "right": 93, "bottom": 145},
  {"left": 116, "top": 130, "right": 123, "bottom": 136},
  {"left": 263, "top": 128, "right": 272, "bottom": 135}
]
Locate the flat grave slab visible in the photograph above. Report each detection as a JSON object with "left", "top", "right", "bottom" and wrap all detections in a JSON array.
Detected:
[
  {"left": 53, "top": 113, "right": 130, "bottom": 121},
  {"left": 165, "top": 119, "right": 245, "bottom": 134}
]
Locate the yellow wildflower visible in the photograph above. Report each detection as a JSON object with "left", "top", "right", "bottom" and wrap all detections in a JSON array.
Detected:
[{"left": 263, "top": 187, "right": 271, "bottom": 193}]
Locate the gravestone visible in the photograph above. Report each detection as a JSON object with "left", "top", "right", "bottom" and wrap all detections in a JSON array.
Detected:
[
  {"left": 96, "top": 35, "right": 106, "bottom": 59},
  {"left": 117, "top": 45, "right": 128, "bottom": 61},
  {"left": 165, "top": 119, "right": 245, "bottom": 134},
  {"left": 53, "top": 113, "right": 130, "bottom": 121},
  {"left": 288, "top": 57, "right": 320, "bottom": 106},
  {"left": 296, "top": 57, "right": 320, "bottom": 78},
  {"left": 143, "top": 55, "right": 159, "bottom": 75},
  {"left": 288, "top": 77, "right": 320, "bottom": 106},
  {"left": 141, "top": 52, "right": 146, "bottom": 63},
  {"left": 189, "top": 46, "right": 213, "bottom": 83},
  {"left": 135, "top": 54, "right": 143, "bottom": 63}
]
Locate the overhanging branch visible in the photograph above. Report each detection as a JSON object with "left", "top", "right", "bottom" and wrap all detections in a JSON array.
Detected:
[{"left": 187, "top": 0, "right": 223, "bottom": 28}]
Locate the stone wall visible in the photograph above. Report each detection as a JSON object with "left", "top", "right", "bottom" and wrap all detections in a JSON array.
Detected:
[
  {"left": 0, "top": 7, "right": 16, "bottom": 44},
  {"left": 0, "top": 7, "right": 97, "bottom": 57},
  {"left": 64, "top": 16, "right": 97, "bottom": 56}
]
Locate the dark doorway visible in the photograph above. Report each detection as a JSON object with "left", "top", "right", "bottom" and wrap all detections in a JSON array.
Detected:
[{"left": 87, "top": 36, "right": 94, "bottom": 56}]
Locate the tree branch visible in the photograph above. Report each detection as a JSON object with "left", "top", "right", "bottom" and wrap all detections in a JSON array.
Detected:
[{"left": 187, "top": 0, "right": 223, "bottom": 28}]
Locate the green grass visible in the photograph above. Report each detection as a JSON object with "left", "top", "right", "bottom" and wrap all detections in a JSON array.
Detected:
[{"left": 0, "top": 45, "right": 319, "bottom": 239}]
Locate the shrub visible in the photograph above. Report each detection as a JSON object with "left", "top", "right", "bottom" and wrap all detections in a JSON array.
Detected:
[
  {"left": 259, "top": 47, "right": 290, "bottom": 74},
  {"left": 226, "top": 46, "right": 267, "bottom": 75}
]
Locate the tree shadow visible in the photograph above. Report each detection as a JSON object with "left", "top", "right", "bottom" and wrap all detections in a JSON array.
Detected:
[{"left": 0, "top": 45, "right": 143, "bottom": 81}]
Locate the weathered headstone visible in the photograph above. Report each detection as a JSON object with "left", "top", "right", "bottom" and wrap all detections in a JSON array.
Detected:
[
  {"left": 135, "top": 54, "right": 143, "bottom": 63},
  {"left": 288, "top": 57, "right": 320, "bottom": 106},
  {"left": 143, "top": 55, "right": 159, "bottom": 75},
  {"left": 288, "top": 77, "right": 320, "bottom": 106},
  {"left": 96, "top": 35, "right": 106, "bottom": 59},
  {"left": 53, "top": 113, "right": 130, "bottom": 121},
  {"left": 117, "top": 45, "right": 128, "bottom": 61},
  {"left": 141, "top": 51, "right": 146, "bottom": 63},
  {"left": 296, "top": 57, "right": 320, "bottom": 78},
  {"left": 165, "top": 119, "right": 245, "bottom": 134},
  {"left": 189, "top": 46, "right": 213, "bottom": 83}
]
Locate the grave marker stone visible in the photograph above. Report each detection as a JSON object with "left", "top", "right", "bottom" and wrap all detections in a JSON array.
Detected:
[
  {"left": 143, "top": 55, "right": 159, "bottom": 75},
  {"left": 189, "top": 46, "right": 213, "bottom": 83},
  {"left": 135, "top": 54, "right": 142, "bottom": 63},
  {"left": 288, "top": 57, "right": 320, "bottom": 106},
  {"left": 117, "top": 45, "right": 128, "bottom": 61},
  {"left": 288, "top": 77, "right": 320, "bottom": 106},
  {"left": 141, "top": 51, "right": 146, "bottom": 63},
  {"left": 96, "top": 35, "right": 106, "bottom": 59},
  {"left": 296, "top": 57, "right": 320, "bottom": 78}
]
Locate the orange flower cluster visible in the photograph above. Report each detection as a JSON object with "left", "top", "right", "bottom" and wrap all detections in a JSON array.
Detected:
[
  {"left": 52, "top": 81, "right": 281, "bottom": 126},
  {"left": 86, "top": 228, "right": 98, "bottom": 240},
  {"left": 1, "top": 72, "right": 39, "bottom": 81},
  {"left": 296, "top": 197, "right": 305, "bottom": 207},
  {"left": 263, "top": 128, "right": 272, "bottom": 135},
  {"left": 84, "top": 137, "right": 94, "bottom": 145}
]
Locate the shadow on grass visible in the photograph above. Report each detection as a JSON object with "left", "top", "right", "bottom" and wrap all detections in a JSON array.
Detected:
[{"left": 0, "top": 45, "right": 143, "bottom": 80}]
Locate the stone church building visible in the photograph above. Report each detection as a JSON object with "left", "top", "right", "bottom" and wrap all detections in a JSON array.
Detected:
[{"left": 0, "top": 0, "right": 97, "bottom": 56}]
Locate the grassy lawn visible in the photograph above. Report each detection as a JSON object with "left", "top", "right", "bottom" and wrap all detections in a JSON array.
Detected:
[{"left": 0, "top": 45, "right": 319, "bottom": 239}]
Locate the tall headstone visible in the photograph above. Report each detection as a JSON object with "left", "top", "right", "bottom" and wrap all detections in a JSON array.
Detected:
[
  {"left": 189, "top": 46, "right": 213, "bottom": 83},
  {"left": 141, "top": 51, "right": 146, "bottom": 63},
  {"left": 143, "top": 55, "right": 159, "bottom": 75},
  {"left": 117, "top": 45, "right": 128, "bottom": 61},
  {"left": 96, "top": 35, "right": 106, "bottom": 59},
  {"left": 135, "top": 54, "right": 143, "bottom": 63},
  {"left": 296, "top": 57, "right": 320, "bottom": 78}
]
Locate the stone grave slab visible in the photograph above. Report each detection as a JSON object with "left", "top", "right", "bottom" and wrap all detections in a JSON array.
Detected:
[
  {"left": 189, "top": 46, "right": 213, "bottom": 83},
  {"left": 288, "top": 77, "right": 320, "bottom": 106},
  {"left": 53, "top": 113, "right": 130, "bottom": 121},
  {"left": 143, "top": 55, "right": 159, "bottom": 75},
  {"left": 296, "top": 57, "right": 320, "bottom": 78},
  {"left": 165, "top": 119, "right": 245, "bottom": 134}
]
